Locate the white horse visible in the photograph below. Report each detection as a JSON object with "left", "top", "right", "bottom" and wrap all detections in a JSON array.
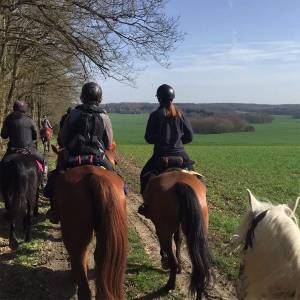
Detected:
[{"left": 233, "top": 189, "right": 300, "bottom": 300}]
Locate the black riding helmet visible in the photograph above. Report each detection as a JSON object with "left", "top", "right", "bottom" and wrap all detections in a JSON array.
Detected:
[
  {"left": 81, "top": 82, "right": 102, "bottom": 104},
  {"left": 156, "top": 84, "right": 175, "bottom": 103},
  {"left": 13, "top": 100, "right": 28, "bottom": 113}
]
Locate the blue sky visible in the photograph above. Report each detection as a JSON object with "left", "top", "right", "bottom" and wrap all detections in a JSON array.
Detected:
[{"left": 101, "top": 0, "right": 300, "bottom": 104}]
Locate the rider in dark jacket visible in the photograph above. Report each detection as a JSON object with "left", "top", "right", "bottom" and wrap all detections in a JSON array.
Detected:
[
  {"left": 140, "top": 84, "right": 194, "bottom": 194},
  {"left": 44, "top": 82, "right": 114, "bottom": 223},
  {"left": 58, "top": 82, "right": 114, "bottom": 162},
  {"left": 1, "top": 100, "right": 44, "bottom": 163}
]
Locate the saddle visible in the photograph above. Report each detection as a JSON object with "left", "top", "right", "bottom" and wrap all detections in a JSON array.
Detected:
[
  {"left": 66, "top": 154, "right": 114, "bottom": 171},
  {"left": 8, "top": 147, "right": 32, "bottom": 156},
  {"left": 145, "top": 155, "right": 195, "bottom": 179},
  {"left": 1, "top": 149, "right": 44, "bottom": 173}
]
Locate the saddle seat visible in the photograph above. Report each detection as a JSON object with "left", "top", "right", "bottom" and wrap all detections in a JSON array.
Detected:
[
  {"left": 1, "top": 148, "right": 44, "bottom": 173},
  {"left": 66, "top": 154, "right": 114, "bottom": 171},
  {"left": 142, "top": 155, "right": 196, "bottom": 184}
]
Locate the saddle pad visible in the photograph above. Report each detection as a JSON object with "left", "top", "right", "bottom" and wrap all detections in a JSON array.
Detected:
[
  {"left": 164, "top": 168, "right": 204, "bottom": 180},
  {"left": 36, "top": 160, "right": 44, "bottom": 173},
  {"left": 67, "top": 154, "right": 108, "bottom": 170}
]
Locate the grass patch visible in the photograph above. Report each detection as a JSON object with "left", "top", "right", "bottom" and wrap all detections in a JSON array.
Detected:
[{"left": 126, "top": 229, "right": 183, "bottom": 299}]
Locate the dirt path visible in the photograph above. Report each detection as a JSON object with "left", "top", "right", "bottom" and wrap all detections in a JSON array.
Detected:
[
  {"left": 118, "top": 154, "right": 237, "bottom": 300},
  {"left": 0, "top": 200, "right": 78, "bottom": 300}
]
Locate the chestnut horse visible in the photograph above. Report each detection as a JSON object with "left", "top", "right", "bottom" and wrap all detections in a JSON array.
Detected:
[
  {"left": 40, "top": 127, "right": 52, "bottom": 153},
  {"left": 53, "top": 145, "right": 127, "bottom": 300},
  {"left": 140, "top": 170, "right": 211, "bottom": 299}
]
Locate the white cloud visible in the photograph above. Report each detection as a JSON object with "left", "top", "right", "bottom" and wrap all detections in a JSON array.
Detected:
[
  {"left": 101, "top": 40, "right": 300, "bottom": 104},
  {"left": 170, "top": 41, "right": 300, "bottom": 72}
]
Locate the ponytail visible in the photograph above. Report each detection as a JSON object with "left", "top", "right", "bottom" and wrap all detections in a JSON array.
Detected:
[{"left": 162, "top": 102, "right": 181, "bottom": 118}]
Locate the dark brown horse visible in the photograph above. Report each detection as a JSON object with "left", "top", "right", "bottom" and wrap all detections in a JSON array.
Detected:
[
  {"left": 53, "top": 145, "right": 127, "bottom": 300},
  {"left": 40, "top": 127, "right": 53, "bottom": 153},
  {"left": 0, "top": 154, "right": 42, "bottom": 249},
  {"left": 140, "top": 170, "right": 211, "bottom": 299}
]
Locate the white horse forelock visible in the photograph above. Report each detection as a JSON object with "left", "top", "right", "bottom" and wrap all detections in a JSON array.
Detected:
[{"left": 235, "top": 195, "right": 300, "bottom": 300}]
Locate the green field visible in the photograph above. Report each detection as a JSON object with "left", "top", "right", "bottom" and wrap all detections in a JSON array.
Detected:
[{"left": 110, "top": 113, "right": 300, "bottom": 278}]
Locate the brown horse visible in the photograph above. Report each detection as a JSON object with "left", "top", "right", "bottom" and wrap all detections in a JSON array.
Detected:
[
  {"left": 40, "top": 127, "right": 53, "bottom": 153},
  {"left": 140, "top": 170, "right": 211, "bottom": 299},
  {"left": 53, "top": 145, "right": 127, "bottom": 300}
]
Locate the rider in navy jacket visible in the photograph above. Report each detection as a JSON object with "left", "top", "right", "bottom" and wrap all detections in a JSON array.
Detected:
[{"left": 140, "top": 84, "right": 194, "bottom": 193}]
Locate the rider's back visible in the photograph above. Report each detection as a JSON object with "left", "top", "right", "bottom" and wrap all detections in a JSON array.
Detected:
[
  {"left": 1, "top": 111, "right": 36, "bottom": 149},
  {"left": 145, "top": 107, "right": 193, "bottom": 156},
  {"left": 64, "top": 104, "right": 107, "bottom": 156}
]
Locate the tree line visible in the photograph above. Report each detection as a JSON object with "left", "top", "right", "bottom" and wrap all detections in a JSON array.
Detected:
[
  {"left": 0, "top": 0, "right": 181, "bottom": 129},
  {"left": 105, "top": 103, "right": 284, "bottom": 134},
  {"left": 105, "top": 102, "right": 300, "bottom": 116}
]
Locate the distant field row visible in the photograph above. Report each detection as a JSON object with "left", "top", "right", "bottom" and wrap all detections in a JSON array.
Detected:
[
  {"left": 110, "top": 113, "right": 300, "bottom": 278},
  {"left": 110, "top": 113, "right": 300, "bottom": 145}
]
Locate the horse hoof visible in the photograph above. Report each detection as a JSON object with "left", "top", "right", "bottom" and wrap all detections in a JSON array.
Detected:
[
  {"left": 9, "top": 239, "right": 18, "bottom": 250},
  {"left": 164, "top": 282, "right": 175, "bottom": 291}
]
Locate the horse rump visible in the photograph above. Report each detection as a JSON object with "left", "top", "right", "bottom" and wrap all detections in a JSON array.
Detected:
[
  {"left": 1, "top": 155, "right": 41, "bottom": 249},
  {"left": 175, "top": 182, "right": 212, "bottom": 298}
]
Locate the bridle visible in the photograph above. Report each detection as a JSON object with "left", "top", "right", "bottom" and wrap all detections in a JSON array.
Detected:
[{"left": 244, "top": 210, "right": 268, "bottom": 250}]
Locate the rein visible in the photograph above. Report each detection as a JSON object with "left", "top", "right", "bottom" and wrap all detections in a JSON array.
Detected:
[{"left": 244, "top": 210, "right": 268, "bottom": 250}]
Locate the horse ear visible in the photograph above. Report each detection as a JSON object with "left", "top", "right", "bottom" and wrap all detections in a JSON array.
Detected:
[
  {"left": 287, "top": 197, "right": 300, "bottom": 215},
  {"left": 247, "top": 189, "right": 260, "bottom": 212}
]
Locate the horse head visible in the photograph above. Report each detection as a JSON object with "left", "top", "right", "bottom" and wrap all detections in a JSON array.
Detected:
[
  {"left": 234, "top": 189, "right": 300, "bottom": 247},
  {"left": 235, "top": 190, "right": 300, "bottom": 299}
]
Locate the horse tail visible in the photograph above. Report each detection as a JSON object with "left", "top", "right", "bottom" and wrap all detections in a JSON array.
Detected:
[
  {"left": 88, "top": 174, "right": 127, "bottom": 300},
  {"left": 3, "top": 161, "right": 27, "bottom": 217},
  {"left": 175, "top": 182, "right": 212, "bottom": 298}
]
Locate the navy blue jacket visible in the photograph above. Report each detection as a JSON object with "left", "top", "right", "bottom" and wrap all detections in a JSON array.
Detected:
[{"left": 145, "top": 107, "right": 193, "bottom": 156}]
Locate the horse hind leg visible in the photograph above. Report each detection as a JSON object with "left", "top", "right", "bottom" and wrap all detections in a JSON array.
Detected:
[
  {"left": 157, "top": 229, "right": 178, "bottom": 291},
  {"left": 70, "top": 250, "right": 91, "bottom": 300},
  {"left": 174, "top": 226, "right": 183, "bottom": 274},
  {"left": 9, "top": 220, "right": 18, "bottom": 250},
  {"left": 23, "top": 204, "right": 33, "bottom": 242}
]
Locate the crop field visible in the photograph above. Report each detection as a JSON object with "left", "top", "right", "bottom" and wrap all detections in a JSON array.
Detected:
[{"left": 111, "top": 113, "right": 300, "bottom": 278}]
